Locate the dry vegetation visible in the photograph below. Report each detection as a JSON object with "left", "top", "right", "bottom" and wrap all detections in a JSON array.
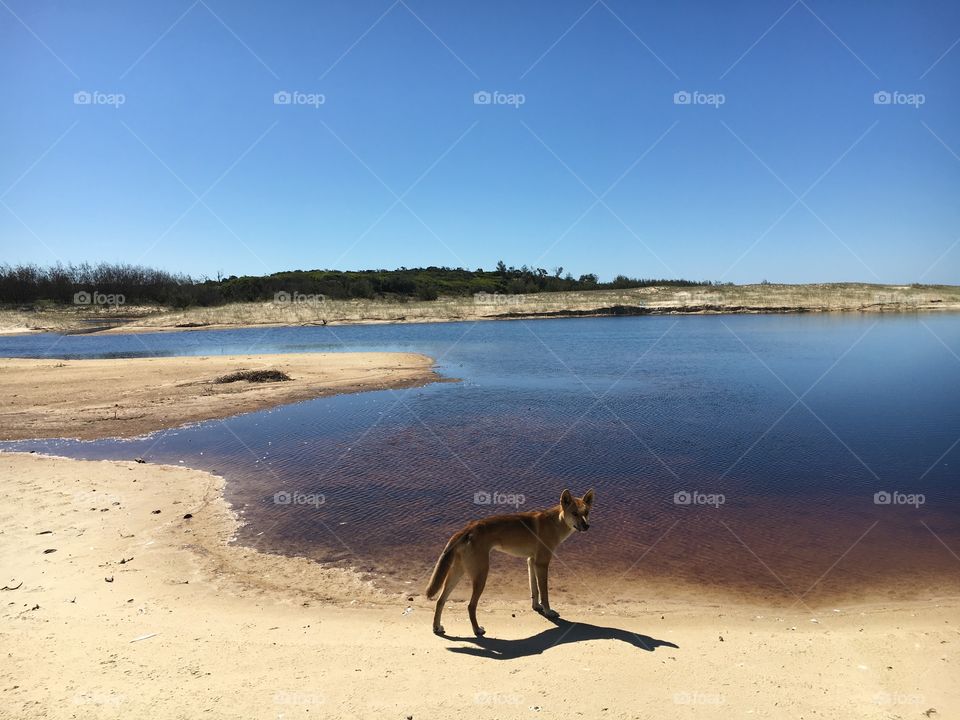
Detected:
[
  {"left": 213, "top": 369, "right": 292, "bottom": 384},
  {"left": 1, "top": 283, "right": 957, "bottom": 335}
]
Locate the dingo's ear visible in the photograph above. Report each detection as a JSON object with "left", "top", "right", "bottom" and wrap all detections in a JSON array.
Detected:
[
  {"left": 560, "top": 489, "right": 574, "bottom": 507},
  {"left": 582, "top": 489, "right": 595, "bottom": 508}
]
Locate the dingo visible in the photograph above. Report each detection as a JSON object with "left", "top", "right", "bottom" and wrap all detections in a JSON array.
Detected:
[{"left": 425, "top": 489, "right": 594, "bottom": 636}]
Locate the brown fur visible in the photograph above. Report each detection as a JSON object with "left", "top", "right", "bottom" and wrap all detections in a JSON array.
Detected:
[{"left": 425, "top": 489, "right": 594, "bottom": 636}]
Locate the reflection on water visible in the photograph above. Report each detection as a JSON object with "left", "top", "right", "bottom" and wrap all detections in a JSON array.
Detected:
[{"left": 2, "top": 315, "right": 959, "bottom": 605}]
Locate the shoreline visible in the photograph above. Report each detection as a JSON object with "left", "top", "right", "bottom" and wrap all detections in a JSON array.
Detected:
[
  {"left": 6, "top": 449, "right": 956, "bottom": 613},
  {"left": 4, "top": 303, "right": 958, "bottom": 338},
  {"left": 2, "top": 282, "right": 958, "bottom": 336},
  {"left": 2, "top": 345, "right": 956, "bottom": 608},
  {"left": 0, "top": 352, "right": 443, "bottom": 441},
  {"left": 2, "top": 451, "right": 957, "bottom": 718},
  {"left": 0, "top": 349, "right": 955, "bottom": 611},
  {"left": 59, "top": 302, "right": 960, "bottom": 336},
  {"left": 6, "top": 450, "right": 958, "bottom": 613}
]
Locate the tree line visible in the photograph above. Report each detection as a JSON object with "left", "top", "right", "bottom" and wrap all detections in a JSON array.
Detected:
[{"left": 0, "top": 262, "right": 713, "bottom": 307}]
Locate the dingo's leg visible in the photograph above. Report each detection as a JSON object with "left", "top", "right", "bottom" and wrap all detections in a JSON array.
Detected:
[
  {"left": 464, "top": 554, "right": 489, "bottom": 637},
  {"left": 528, "top": 557, "right": 541, "bottom": 611},
  {"left": 432, "top": 559, "right": 463, "bottom": 636},
  {"left": 534, "top": 559, "right": 559, "bottom": 619}
]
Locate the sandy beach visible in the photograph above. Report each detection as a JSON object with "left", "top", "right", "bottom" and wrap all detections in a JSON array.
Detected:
[
  {"left": 0, "top": 353, "right": 440, "bottom": 440},
  {"left": 1, "top": 451, "right": 956, "bottom": 719}
]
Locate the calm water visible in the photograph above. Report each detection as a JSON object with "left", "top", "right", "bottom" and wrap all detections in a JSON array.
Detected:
[{"left": 2, "top": 315, "right": 959, "bottom": 605}]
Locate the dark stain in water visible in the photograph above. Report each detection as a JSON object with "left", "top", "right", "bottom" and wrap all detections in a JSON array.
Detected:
[{"left": 2, "top": 315, "right": 958, "bottom": 606}]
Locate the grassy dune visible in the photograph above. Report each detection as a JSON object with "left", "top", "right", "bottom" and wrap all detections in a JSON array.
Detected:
[{"left": 2, "top": 283, "right": 958, "bottom": 335}]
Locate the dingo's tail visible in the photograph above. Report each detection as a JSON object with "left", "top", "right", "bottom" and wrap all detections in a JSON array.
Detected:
[{"left": 425, "top": 532, "right": 465, "bottom": 599}]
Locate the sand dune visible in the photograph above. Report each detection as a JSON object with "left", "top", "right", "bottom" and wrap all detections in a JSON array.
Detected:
[{"left": 2, "top": 282, "right": 958, "bottom": 336}]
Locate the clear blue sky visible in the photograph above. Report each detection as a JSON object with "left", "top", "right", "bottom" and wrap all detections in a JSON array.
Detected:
[{"left": 2, "top": 0, "right": 958, "bottom": 283}]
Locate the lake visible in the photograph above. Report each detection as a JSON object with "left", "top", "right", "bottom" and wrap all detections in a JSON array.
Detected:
[{"left": 2, "top": 314, "right": 958, "bottom": 606}]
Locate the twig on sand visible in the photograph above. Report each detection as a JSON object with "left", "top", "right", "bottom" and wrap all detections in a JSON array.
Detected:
[{"left": 130, "top": 633, "right": 159, "bottom": 643}]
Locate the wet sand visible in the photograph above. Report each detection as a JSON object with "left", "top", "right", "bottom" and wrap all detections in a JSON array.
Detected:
[
  {"left": 2, "top": 451, "right": 957, "bottom": 720},
  {"left": 0, "top": 352, "right": 440, "bottom": 440}
]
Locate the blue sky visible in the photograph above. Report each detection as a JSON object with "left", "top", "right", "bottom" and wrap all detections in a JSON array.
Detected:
[{"left": 1, "top": 0, "right": 958, "bottom": 283}]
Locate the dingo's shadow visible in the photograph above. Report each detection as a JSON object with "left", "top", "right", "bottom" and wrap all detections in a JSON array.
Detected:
[{"left": 445, "top": 617, "right": 678, "bottom": 660}]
